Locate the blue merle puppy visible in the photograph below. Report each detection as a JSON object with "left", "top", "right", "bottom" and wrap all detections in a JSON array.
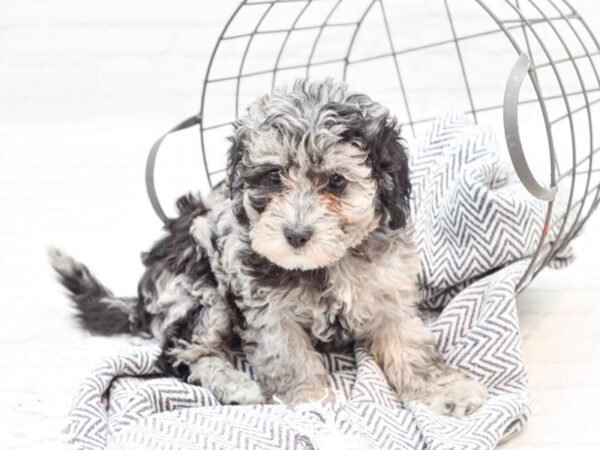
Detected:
[{"left": 49, "top": 79, "right": 486, "bottom": 416}]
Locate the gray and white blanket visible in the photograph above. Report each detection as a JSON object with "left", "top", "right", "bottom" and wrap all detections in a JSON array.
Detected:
[{"left": 66, "top": 112, "right": 569, "bottom": 449}]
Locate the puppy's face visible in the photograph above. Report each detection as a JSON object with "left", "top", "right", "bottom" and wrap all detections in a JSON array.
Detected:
[
  {"left": 227, "top": 80, "right": 410, "bottom": 271},
  {"left": 242, "top": 142, "right": 379, "bottom": 271}
]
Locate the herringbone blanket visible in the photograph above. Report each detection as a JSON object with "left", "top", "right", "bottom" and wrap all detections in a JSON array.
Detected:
[{"left": 66, "top": 113, "right": 570, "bottom": 450}]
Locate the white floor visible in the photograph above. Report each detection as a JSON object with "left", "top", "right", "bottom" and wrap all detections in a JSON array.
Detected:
[
  {"left": 1, "top": 1, "right": 600, "bottom": 449},
  {"left": 503, "top": 222, "right": 600, "bottom": 450}
]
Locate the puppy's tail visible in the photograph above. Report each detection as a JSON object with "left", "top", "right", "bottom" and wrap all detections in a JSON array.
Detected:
[{"left": 47, "top": 247, "right": 139, "bottom": 336}]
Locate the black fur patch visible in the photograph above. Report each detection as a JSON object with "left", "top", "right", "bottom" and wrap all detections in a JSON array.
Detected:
[
  {"left": 368, "top": 119, "right": 411, "bottom": 230},
  {"left": 226, "top": 126, "right": 250, "bottom": 226},
  {"left": 245, "top": 188, "right": 273, "bottom": 214},
  {"left": 240, "top": 248, "right": 328, "bottom": 292},
  {"left": 139, "top": 192, "right": 217, "bottom": 307},
  {"left": 50, "top": 254, "right": 134, "bottom": 336},
  {"left": 156, "top": 304, "right": 205, "bottom": 380},
  {"left": 156, "top": 352, "right": 191, "bottom": 380},
  {"left": 224, "top": 289, "right": 247, "bottom": 332},
  {"left": 137, "top": 191, "right": 220, "bottom": 356}
]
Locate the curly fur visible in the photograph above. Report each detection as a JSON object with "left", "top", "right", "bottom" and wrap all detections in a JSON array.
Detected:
[{"left": 49, "top": 79, "right": 486, "bottom": 415}]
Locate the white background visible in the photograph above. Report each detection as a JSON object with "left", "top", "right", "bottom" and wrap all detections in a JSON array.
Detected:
[{"left": 1, "top": 0, "right": 600, "bottom": 448}]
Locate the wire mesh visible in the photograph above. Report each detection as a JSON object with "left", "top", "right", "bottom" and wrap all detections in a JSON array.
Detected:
[{"left": 197, "top": 0, "right": 600, "bottom": 290}]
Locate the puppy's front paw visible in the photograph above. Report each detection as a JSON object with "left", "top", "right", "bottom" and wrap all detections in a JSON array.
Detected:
[
  {"left": 423, "top": 371, "right": 487, "bottom": 418},
  {"left": 276, "top": 383, "right": 335, "bottom": 405},
  {"left": 190, "top": 369, "right": 265, "bottom": 405}
]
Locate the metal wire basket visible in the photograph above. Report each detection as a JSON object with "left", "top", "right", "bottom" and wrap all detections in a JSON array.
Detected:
[{"left": 146, "top": 0, "right": 600, "bottom": 290}]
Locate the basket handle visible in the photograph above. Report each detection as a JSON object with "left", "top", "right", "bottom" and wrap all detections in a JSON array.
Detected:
[
  {"left": 146, "top": 114, "right": 202, "bottom": 224},
  {"left": 504, "top": 53, "right": 557, "bottom": 202}
]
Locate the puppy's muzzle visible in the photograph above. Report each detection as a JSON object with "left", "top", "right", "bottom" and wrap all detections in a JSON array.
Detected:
[{"left": 284, "top": 226, "right": 313, "bottom": 248}]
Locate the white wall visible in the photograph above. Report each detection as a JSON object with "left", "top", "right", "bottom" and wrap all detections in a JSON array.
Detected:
[
  {"left": 2, "top": 0, "right": 597, "bottom": 125},
  {"left": 0, "top": 0, "right": 241, "bottom": 124}
]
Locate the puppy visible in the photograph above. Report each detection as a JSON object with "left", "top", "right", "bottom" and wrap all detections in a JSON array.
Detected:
[{"left": 49, "top": 79, "right": 487, "bottom": 416}]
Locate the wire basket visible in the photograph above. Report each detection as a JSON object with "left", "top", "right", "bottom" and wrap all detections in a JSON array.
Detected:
[{"left": 147, "top": 0, "right": 600, "bottom": 290}]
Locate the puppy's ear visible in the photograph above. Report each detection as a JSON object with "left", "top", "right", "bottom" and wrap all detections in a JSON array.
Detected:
[
  {"left": 369, "top": 114, "right": 411, "bottom": 230},
  {"left": 225, "top": 123, "right": 249, "bottom": 225}
]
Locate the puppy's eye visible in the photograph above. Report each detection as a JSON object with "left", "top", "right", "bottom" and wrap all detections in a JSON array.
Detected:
[
  {"left": 268, "top": 170, "right": 282, "bottom": 186},
  {"left": 328, "top": 174, "right": 347, "bottom": 190}
]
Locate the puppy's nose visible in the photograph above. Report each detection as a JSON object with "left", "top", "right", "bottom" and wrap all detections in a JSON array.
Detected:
[{"left": 284, "top": 226, "right": 313, "bottom": 248}]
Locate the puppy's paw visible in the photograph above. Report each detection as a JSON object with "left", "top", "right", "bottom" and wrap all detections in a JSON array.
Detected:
[
  {"left": 423, "top": 371, "right": 487, "bottom": 418},
  {"left": 190, "top": 369, "right": 265, "bottom": 405},
  {"left": 276, "top": 383, "right": 335, "bottom": 405}
]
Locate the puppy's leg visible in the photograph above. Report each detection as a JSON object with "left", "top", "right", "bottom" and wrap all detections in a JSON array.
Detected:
[
  {"left": 188, "top": 356, "right": 264, "bottom": 405},
  {"left": 242, "top": 313, "right": 331, "bottom": 404},
  {"left": 168, "top": 300, "right": 264, "bottom": 405},
  {"left": 369, "top": 315, "right": 487, "bottom": 417}
]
